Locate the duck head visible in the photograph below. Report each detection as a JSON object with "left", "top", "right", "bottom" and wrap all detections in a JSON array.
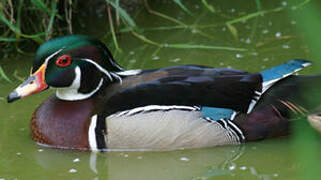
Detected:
[{"left": 8, "top": 35, "right": 124, "bottom": 103}]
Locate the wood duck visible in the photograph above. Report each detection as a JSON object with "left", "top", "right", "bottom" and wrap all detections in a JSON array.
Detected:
[{"left": 7, "top": 35, "right": 321, "bottom": 151}]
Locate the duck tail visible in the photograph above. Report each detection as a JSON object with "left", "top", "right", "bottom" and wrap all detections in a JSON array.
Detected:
[
  {"left": 260, "top": 59, "right": 311, "bottom": 93},
  {"left": 235, "top": 74, "right": 321, "bottom": 141}
]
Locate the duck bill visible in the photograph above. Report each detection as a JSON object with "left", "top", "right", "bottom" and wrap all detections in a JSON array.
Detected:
[{"left": 7, "top": 64, "right": 48, "bottom": 103}]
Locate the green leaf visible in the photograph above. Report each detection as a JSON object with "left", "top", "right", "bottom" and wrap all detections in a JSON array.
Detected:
[
  {"left": 105, "top": 0, "right": 139, "bottom": 32},
  {"left": 31, "top": 0, "right": 50, "bottom": 13},
  {"left": 172, "top": 0, "right": 192, "bottom": 15}
]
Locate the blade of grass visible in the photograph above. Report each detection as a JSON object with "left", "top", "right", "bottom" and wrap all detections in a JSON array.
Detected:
[
  {"left": 107, "top": 4, "right": 121, "bottom": 52},
  {"left": 0, "top": 11, "right": 21, "bottom": 33},
  {"left": 105, "top": 0, "right": 139, "bottom": 32},
  {"left": 201, "top": 0, "right": 215, "bottom": 13},
  {"left": 167, "top": 43, "right": 247, "bottom": 51},
  {"left": 45, "top": 0, "right": 58, "bottom": 39},
  {"left": 0, "top": 66, "right": 12, "bottom": 83},
  {"left": 31, "top": 0, "right": 50, "bottom": 13},
  {"left": 0, "top": 37, "right": 20, "bottom": 42},
  {"left": 172, "top": 0, "right": 192, "bottom": 15}
]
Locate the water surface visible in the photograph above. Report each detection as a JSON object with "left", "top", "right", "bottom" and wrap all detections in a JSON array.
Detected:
[{"left": 0, "top": 0, "right": 320, "bottom": 179}]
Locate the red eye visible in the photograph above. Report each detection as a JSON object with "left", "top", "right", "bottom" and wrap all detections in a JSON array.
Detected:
[{"left": 56, "top": 55, "right": 71, "bottom": 67}]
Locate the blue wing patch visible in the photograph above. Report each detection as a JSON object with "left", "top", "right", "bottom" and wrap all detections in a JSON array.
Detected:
[
  {"left": 260, "top": 59, "right": 311, "bottom": 82},
  {"left": 201, "top": 106, "right": 235, "bottom": 120}
]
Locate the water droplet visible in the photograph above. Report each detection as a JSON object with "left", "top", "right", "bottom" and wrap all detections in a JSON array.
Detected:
[
  {"left": 69, "top": 169, "right": 77, "bottom": 173},
  {"left": 275, "top": 32, "right": 282, "bottom": 38},
  {"left": 73, "top": 158, "right": 80, "bottom": 163},
  {"left": 262, "top": 29, "right": 269, "bottom": 34},
  {"left": 240, "top": 166, "right": 247, "bottom": 170},
  {"left": 38, "top": 149, "right": 43, "bottom": 152},
  {"left": 16, "top": 152, "right": 22, "bottom": 156},
  {"left": 236, "top": 54, "right": 244, "bottom": 58},
  {"left": 282, "top": 45, "right": 290, "bottom": 49},
  {"left": 180, "top": 157, "right": 190, "bottom": 161},
  {"left": 274, "top": 173, "right": 279, "bottom": 177},
  {"left": 152, "top": 56, "right": 160, "bottom": 60},
  {"left": 245, "top": 38, "right": 251, "bottom": 44},
  {"left": 281, "top": 1, "right": 287, "bottom": 6}
]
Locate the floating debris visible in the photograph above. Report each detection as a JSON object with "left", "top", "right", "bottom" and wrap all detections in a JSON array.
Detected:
[
  {"left": 73, "top": 158, "right": 80, "bottom": 163},
  {"left": 180, "top": 157, "right": 190, "bottom": 162},
  {"left": 129, "top": 51, "right": 135, "bottom": 55},
  {"left": 282, "top": 45, "right": 290, "bottom": 49},
  {"left": 137, "top": 156, "right": 143, "bottom": 159},
  {"left": 38, "top": 149, "right": 44, "bottom": 152},
  {"left": 236, "top": 54, "right": 244, "bottom": 58},
  {"left": 275, "top": 32, "right": 282, "bottom": 38},
  {"left": 262, "top": 29, "right": 269, "bottom": 34},
  {"left": 261, "top": 65, "right": 266, "bottom": 69},
  {"left": 129, "top": 59, "right": 136, "bottom": 63},
  {"left": 230, "top": 8, "right": 236, "bottom": 13},
  {"left": 191, "top": 29, "right": 197, "bottom": 34},
  {"left": 16, "top": 152, "right": 22, "bottom": 156},
  {"left": 240, "top": 166, "right": 247, "bottom": 170},
  {"left": 152, "top": 56, "right": 160, "bottom": 60},
  {"left": 229, "top": 163, "right": 236, "bottom": 170},
  {"left": 273, "top": 173, "right": 279, "bottom": 177},
  {"left": 222, "top": 27, "right": 226, "bottom": 31},
  {"left": 268, "top": 21, "right": 273, "bottom": 26},
  {"left": 263, "top": 58, "right": 269, "bottom": 62},
  {"left": 252, "top": 52, "right": 258, "bottom": 56},
  {"left": 124, "top": 154, "right": 129, "bottom": 158},
  {"left": 170, "top": 58, "right": 181, "bottom": 63},
  {"left": 69, "top": 169, "right": 77, "bottom": 173},
  {"left": 219, "top": 62, "right": 224, "bottom": 66},
  {"left": 281, "top": 1, "right": 287, "bottom": 6},
  {"left": 291, "top": 20, "right": 296, "bottom": 25}
]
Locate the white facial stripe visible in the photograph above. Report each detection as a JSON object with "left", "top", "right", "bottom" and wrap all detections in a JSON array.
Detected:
[
  {"left": 55, "top": 66, "right": 104, "bottom": 101},
  {"left": 44, "top": 48, "right": 64, "bottom": 65},
  {"left": 88, "top": 115, "right": 98, "bottom": 152},
  {"left": 82, "top": 59, "right": 113, "bottom": 81}
]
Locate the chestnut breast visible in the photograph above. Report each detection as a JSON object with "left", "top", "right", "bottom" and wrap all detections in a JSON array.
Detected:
[{"left": 31, "top": 95, "right": 94, "bottom": 150}]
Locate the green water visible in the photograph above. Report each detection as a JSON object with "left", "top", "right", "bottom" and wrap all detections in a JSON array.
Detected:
[{"left": 1, "top": 0, "right": 321, "bottom": 179}]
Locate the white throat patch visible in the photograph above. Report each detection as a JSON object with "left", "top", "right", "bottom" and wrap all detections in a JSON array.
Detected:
[{"left": 56, "top": 66, "right": 103, "bottom": 101}]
